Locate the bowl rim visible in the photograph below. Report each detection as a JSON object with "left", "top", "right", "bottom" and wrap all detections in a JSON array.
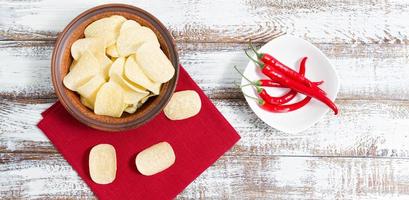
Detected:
[{"left": 51, "top": 3, "right": 179, "bottom": 131}]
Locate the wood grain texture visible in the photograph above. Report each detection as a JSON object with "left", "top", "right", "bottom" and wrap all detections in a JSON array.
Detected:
[
  {"left": 2, "top": 153, "right": 409, "bottom": 199},
  {"left": 2, "top": 0, "right": 409, "bottom": 199},
  {"left": 1, "top": 0, "right": 409, "bottom": 44},
  {"left": 1, "top": 42, "right": 409, "bottom": 100},
  {"left": 2, "top": 99, "right": 409, "bottom": 158}
]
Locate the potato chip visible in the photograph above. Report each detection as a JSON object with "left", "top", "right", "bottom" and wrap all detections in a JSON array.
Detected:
[
  {"left": 124, "top": 55, "right": 161, "bottom": 94},
  {"left": 63, "top": 51, "right": 100, "bottom": 91},
  {"left": 89, "top": 144, "right": 116, "bottom": 184},
  {"left": 134, "top": 26, "right": 160, "bottom": 47},
  {"left": 81, "top": 96, "right": 94, "bottom": 110},
  {"left": 71, "top": 37, "right": 105, "bottom": 61},
  {"left": 108, "top": 57, "right": 148, "bottom": 93},
  {"left": 100, "top": 55, "right": 113, "bottom": 80},
  {"left": 135, "top": 142, "right": 175, "bottom": 176},
  {"left": 122, "top": 77, "right": 148, "bottom": 94},
  {"left": 65, "top": 15, "right": 175, "bottom": 117},
  {"left": 116, "top": 20, "right": 141, "bottom": 57},
  {"left": 108, "top": 56, "right": 125, "bottom": 77},
  {"left": 135, "top": 42, "right": 175, "bottom": 83},
  {"left": 84, "top": 15, "right": 126, "bottom": 46},
  {"left": 117, "top": 21, "right": 159, "bottom": 57},
  {"left": 110, "top": 74, "right": 149, "bottom": 105},
  {"left": 140, "top": 94, "right": 155, "bottom": 105},
  {"left": 106, "top": 44, "right": 119, "bottom": 58},
  {"left": 124, "top": 104, "right": 138, "bottom": 114},
  {"left": 94, "top": 81, "right": 125, "bottom": 117},
  {"left": 77, "top": 74, "right": 106, "bottom": 102},
  {"left": 71, "top": 37, "right": 112, "bottom": 80},
  {"left": 120, "top": 19, "right": 141, "bottom": 32},
  {"left": 164, "top": 90, "right": 201, "bottom": 120},
  {"left": 69, "top": 60, "right": 77, "bottom": 71}
]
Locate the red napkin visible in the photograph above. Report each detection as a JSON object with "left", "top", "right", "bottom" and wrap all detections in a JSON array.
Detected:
[{"left": 37, "top": 67, "right": 240, "bottom": 200}]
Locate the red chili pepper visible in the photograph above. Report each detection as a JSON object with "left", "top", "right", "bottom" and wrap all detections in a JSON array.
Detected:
[
  {"left": 238, "top": 56, "right": 324, "bottom": 90},
  {"left": 241, "top": 79, "right": 323, "bottom": 88},
  {"left": 246, "top": 51, "right": 327, "bottom": 96},
  {"left": 252, "top": 80, "right": 286, "bottom": 88},
  {"left": 243, "top": 57, "right": 319, "bottom": 87},
  {"left": 244, "top": 93, "right": 312, "bottom": 113},
  {"left": 235, "top": 58, "right": 323, "bottom": 104},
  {"left": 235, "top": 65, "right": 297, "bottom": 104},
  {"left": 259, "top": 64, "right": 338, "bottom": 114},
  {"left": 254, "top": 57, "right": 311, "bottom": 105},
  {"left": 249, "top": 41, "right": 326, "bottom": 94},
  {"left": 255, "top": 86, "right": 297, "bottom": 105}
]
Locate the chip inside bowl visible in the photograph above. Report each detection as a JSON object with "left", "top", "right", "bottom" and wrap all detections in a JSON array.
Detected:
[
  {"left": 94, "top": 81, "right": 125, "bottom": 118},
  {"left": 84, "top": 15, "right": 126, "bottom": 46},
  {"left": 62, "top": 14, "right": 176, "bottom": 118}
]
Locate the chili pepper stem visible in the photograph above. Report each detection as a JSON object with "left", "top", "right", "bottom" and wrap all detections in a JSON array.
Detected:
[
  {"left": 234, "top": 65, "right": 254, "bottom": 84},
  {"left": 242, "top": 93, "right": 264, "bottom": 105},
  {"left": 249, "top": 39, "right": 263, "bottom": 59},
  {"left": 255, "top": 86, "right": 263, "bottom": 93},
  {"left": 235, "top": 82, "right": 264, "bottom": 105},
  {"left": 240, "top": 83, "right": 253, "bottom": 87},
  {"left": 245, "top": 50, "right": 264, "bottom": 68}
]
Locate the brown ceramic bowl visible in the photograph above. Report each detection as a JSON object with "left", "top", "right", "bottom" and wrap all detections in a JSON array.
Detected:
[{"left": 51, "top": 4, "right": 179, "bottom": 131}]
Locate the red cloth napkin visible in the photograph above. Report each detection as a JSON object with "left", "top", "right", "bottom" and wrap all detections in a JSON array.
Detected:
[{"left": 37, "top": 67, "right": 240, "bottom": 200}]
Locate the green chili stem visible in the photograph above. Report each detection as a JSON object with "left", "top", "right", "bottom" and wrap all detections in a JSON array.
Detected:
[
  {"left": 245, "top": 50, "right": 263, "bottom": 67},
  {"left": 236, "top": 82, "right": 264, "bottom": 105},
  {"left": 240, "top": 83, "right": 253, "bottom": 87},
  {"left": 234, "top": 65, "right": 254, "bottom": 84},
  {"left": 249, "top": 39, "right": 263, "bottom": 59}
]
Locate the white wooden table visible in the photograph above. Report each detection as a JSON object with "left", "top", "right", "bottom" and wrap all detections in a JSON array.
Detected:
[{"left": 1, "top": 0, "right": 409, "bottom": 199}]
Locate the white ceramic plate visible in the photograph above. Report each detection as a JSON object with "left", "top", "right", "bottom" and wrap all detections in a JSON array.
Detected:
[{"left": 241, "top": 35, "right": 340, "bottom": 133}]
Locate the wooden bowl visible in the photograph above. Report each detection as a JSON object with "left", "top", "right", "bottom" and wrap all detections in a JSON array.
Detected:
[{"left": 51, "top": 4, "right": 179, "bottom": 131}]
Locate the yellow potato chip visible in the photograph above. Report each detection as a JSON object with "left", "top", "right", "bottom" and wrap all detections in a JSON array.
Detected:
[
  {"left": 120, "top": 20, "right": 141, "bottom": 32},
  {"left": 100, "top": 55, "right": 113, "bottom": 80},
  {"left": 108, "top": 57, "right": 148, "bottom": 93},
  {"left": 135, "top": 42, "right": 175, "bottom": 83},
  {"left": 106, "top": 44, "right": 119, "bottom": 58},
  {"left": 89, "top": 144, "right": 117, "bottom": 184},
  {"left": 124, "top": 104, "right": 138, "bottom": 114},
  {"left": 63, "top": 51, "right": 100, "bottom": 91},
  {"left": 71, "top": 37, "right": 105, "bottom": 61},
  {"left": 140, "top": 93, "right": 155, "bottom": 105},
  {"left": 77, "top": 74, "right": 106, "bottom": 102},
  {"left": 94, "top": 81, "right": 125, "bottom": 117},
  {"left": 108, "top": 56, "right": 125, "bottom": 77},
  {"left": 70, "top": 37, "right": 111, "bottom": 80},
  {"left": 135, "top": 142, "right": 175, "bottom": 176},
  {"left": 117, "top": 20, "right": 159, "bottom": 57},
  {"left": 164, "top": 90, "right": 201, "bottom": 120},
  {"left": 110, "top": 74, "right": 149, "bottom": 105},
  {"left": 69, "top": 60, "right": 77, "bottom": 71},
  {"left": 124, "top": 55, "right": 161, "bottom": 94},
  {"left": 81, "top": 96, "right": 94, "bottom": 110},
  {"left": 84, "top": 15, "right": 126, "bottom": 46}
]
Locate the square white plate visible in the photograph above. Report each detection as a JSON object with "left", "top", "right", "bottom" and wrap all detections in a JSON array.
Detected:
[{"left": 241, "top": 35, "right": 340, "bottom": 133}]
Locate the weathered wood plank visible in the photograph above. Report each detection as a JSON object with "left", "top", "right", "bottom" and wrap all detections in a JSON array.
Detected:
[
  {"left": 2, "top": 153, "right": 409, "bottom": 199},
  {"left": 1, "top": 41, "right": 409, "bottom": 100},
  {"left": 2, "top": 98, "right": 409, "bottom": 158},
  {"left": 1, "top": 0, "right": 409, "bottom": 44}
]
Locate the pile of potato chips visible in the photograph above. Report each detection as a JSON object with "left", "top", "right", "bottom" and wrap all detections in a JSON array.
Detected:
[{"left": 63, "top": 15, "right": 175, "bottom": 117}]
